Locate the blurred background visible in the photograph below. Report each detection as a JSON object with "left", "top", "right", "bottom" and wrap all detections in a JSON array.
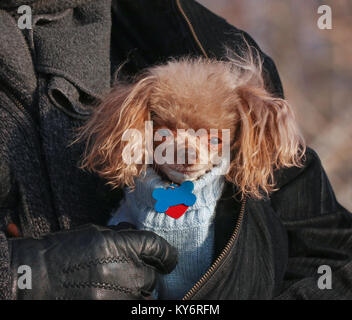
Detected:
[{"left": 198, "top": 0, "right": 352, "bottom": 211}]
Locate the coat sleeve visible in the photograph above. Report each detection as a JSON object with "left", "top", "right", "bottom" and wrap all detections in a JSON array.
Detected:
[
  {"left": 0, "top": 149, "right": 14, "bottom": 300},
  {"left": 271, "top": 147, "right": 352, "bottom": 299},
  {"left": 0, "top": 103, "right": 20, "bottom": 300},
  {"left": 0, "top": 232, "right": 11, "bottom": 299}
]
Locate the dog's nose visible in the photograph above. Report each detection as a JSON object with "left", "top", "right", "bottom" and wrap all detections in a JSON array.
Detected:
[{"left": 177, "top": 147, "right": 197, "bottom": 165}]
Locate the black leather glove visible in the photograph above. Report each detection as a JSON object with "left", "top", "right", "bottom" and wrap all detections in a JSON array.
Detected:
[{"left": 8, "top": 224, "right": 178, "bottom": 300}]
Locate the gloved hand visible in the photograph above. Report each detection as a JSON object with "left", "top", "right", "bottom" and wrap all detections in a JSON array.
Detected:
[{"left": 8, "top": 224, "right": 178, "bottom": 300}]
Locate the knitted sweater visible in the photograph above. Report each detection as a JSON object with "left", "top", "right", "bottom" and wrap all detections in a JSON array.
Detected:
[{"left": 109, "top": 163, "right": 226, "bottom": 299}]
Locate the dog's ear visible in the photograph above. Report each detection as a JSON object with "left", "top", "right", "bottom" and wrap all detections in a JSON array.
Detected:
[
  {"left": 226, "top": 85, "right": 306, "bottom": 199},
  {"left": 77, "top": 75, "right": 156, "bottom": 188}
]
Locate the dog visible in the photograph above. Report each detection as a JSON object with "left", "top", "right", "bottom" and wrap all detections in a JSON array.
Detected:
[
  {"left": 76, "top": 49, "right": 306, "bottom": 299},
  {"left": 78, "top": 50, "right": 305, "bottom": 198}
]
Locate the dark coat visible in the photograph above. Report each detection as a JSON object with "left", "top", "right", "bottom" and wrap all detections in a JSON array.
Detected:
[{"left": 0, "top": 0, "right": 351, "bottom": 299}]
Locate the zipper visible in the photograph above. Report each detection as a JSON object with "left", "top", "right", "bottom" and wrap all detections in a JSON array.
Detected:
[
  {"left": 182, "top": 197, "right": 246, "bottom": 300},
  {"left": 175, "top": 0, "right": 247, "bottom": 300},
  {"left": 175, "top": 0, "right": 209, "bottom": 59}
]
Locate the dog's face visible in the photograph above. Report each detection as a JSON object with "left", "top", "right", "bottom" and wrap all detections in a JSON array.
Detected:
[
  {"left": 152, "top": 126, "right": 227, "bottom": 183},
  {"left": 79, "top": 56, "right": 305, "bottom": 199},
  {"left": 147, "top": 59, "right": 238, "bottom": 183}
]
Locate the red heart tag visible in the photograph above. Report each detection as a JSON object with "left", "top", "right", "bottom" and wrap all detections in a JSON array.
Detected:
[{"left": 165, "top": 204, "right": 189, "bottom": 219}]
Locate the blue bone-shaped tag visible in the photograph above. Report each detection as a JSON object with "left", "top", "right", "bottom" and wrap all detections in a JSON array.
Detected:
[{"left": 152, "top": 181, "right": 197, "bottom": 213}]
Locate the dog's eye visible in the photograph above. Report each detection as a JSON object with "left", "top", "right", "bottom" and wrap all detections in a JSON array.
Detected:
[
  {"left": 156, "top": 128, "right": 173, "bottom": 137},
  {"left": 209, "top": 137, "right": 221, "bottom": 145}
]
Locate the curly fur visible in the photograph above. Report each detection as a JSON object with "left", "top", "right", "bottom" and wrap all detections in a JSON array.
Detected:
[{"left": 76, "top": 49, "right": 306, "bottom": 199}]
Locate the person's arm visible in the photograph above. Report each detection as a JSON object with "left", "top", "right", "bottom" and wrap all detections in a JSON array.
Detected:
[
  {"left": 0, "top": 99, "right": 177, "bottom": 300},
  {"left": 271, "top": 148, "right": 352, "bottom": 299},
  {"left": 0, "top": 232, "right": 11, "bottom": 299},
  {"left": 6, "top": 224, "right": 178, "bottom": 300},
  {"left": 0, "top": 161, "right": 177, "bottom": 300},
  {"left": 0, "top": 112, "right": 18, "bottom": 299}
]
